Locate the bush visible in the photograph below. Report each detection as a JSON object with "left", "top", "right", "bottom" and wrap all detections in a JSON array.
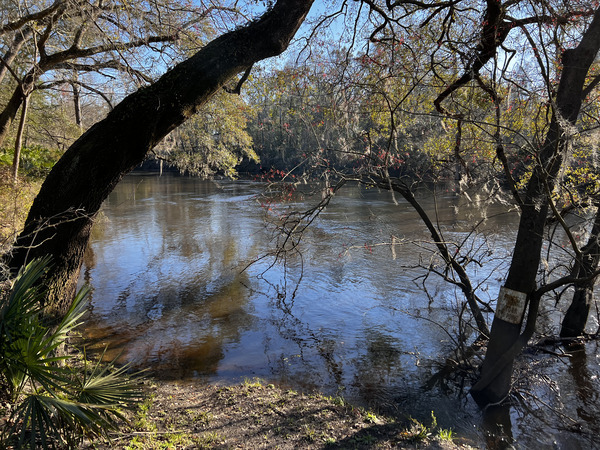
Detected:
[
  {"left": 0, "top": 257, "right": 143, "bottom": 448},
  {"left": 0, "top": 166, "right": 41, "bottom": 246},
  {"left": 0, "top": 145, "right": 63, "bottom": 178}
]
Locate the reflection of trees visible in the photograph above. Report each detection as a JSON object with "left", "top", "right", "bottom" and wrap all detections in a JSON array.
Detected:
[
  {"left": 261, "top": 185, "right": 517, "bottom": 404},
  {"left": 351, "top": 330, "right": 402, "bottom": 408},
  {"left": 154, "top": 273, "right": 256, "bottom": 379},
  {"left": 84, "top": 270, "right": 255, "bottom": 378},
  {"left": 567, "top": 343, "right": 599, "bottom": 433},
  {"left": 81, "top": 177, "right": 264, "bottom": 378},
  {"left": 82, "top": 245, "right": 95, "bottom": 286},
  {"left": 264, "top": 295, "right": 346, "bottom": 389},
  {"left": 493, "top": 341, "right": 600, "bottom": 449},
  {"left": 482, "top": 405, "right": 513, "bottom": 450}
]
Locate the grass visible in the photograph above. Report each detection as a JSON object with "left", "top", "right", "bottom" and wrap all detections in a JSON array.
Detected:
[
  {"left": 134, "top": 394, "right": 157, "bottom": 431},
  {"left": 125, "top": 432, "right": 196, "bottom": 450},
  {"left": 324, "top": 436, "right": 337, "bottom": 445},
  {"left": 324, "top": 394, "right": 347, "bottom": 407},
  {"left": 185, "top": 409, "right": 213, "bottom": 426},
  {"left": 397, "top": 411, "right": 457, "bottom": 444},
  {"left": 439, "top": 428, "right": 454, "bottom": 441},
  {"left": 364, "top": 411, "right": 380, "bottom": 424},
  {"left": 195, "top": 431, "right": 225, "bottom": 448},
  {"left": 243, "top": 377, "right": 264, "bottom": 389}
]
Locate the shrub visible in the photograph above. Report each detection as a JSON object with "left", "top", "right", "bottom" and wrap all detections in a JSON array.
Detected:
[
  {"left": 0, "top": 145, "right": 63, "bottom": 178},
  {"left": 0, "top": 257, "right": 143, "bottom": 448},
  {"left": 0, "top": 166, "right": 41, "bottom": 245}
]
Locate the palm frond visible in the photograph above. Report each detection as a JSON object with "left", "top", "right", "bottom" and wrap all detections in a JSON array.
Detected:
[
  {"left": 80, "top": 360, "right": 144, "bottom": 408},
  {"left": 0, "top": 257, "right": 50, "bottom": 344},
  {"left": 1, "top": 257, "right": 146, "bottom": 448},
  {"left": 49, "top": 284, "right": 91, "bottom": 348}
]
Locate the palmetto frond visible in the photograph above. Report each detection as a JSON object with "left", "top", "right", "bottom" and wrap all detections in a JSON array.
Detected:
[{"left": 1, "top": 257, "right": 144, "bottom": 448}]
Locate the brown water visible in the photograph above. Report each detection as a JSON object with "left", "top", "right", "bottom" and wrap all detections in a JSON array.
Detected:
[{"left": 80, "top": 174, "right": 600, "bottom": 449}]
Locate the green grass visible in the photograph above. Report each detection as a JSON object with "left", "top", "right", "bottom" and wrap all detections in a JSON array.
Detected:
[{"left": 439, "top": 428, "right": 453, "bottom": 441}]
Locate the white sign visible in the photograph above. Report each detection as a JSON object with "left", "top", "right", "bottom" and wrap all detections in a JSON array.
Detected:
[{"left": 495, "top": 286, "right": 528, "bottom": 325}]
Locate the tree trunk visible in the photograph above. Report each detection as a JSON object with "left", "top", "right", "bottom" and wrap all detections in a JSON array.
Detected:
[
  {"left": 471, "top": 7, "right": 600, "bottom": 407},
  {"left": 11, "top": 94, "right": 28, "bottom": 184},
  {"left": 5, "top": 0, "right": 314, "bottom": 320},
  {"left": 560, "top": 207, "right": 600, "bottom": 337},
  {"left": 562, "top": 283, "right": 594, "bottom": 338},
  {"left": 0, "top": 79, "right": 31, "bottom": 146},
  {"left": 72, "top": 73, "right": 83, "bottom": 131},
  {"left": 0, "top": 28, "right": 31, "bottom": 85}
]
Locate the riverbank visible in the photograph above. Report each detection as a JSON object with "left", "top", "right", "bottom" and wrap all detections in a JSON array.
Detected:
[{"left": 95, "top": 378, "right": 476, "bottom": 449}]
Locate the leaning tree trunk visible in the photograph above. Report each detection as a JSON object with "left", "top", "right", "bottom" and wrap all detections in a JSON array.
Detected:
[
  {"left": 0, "top": 74, "right": 35, "bottom": 146},
  {"left": 0, "top": 30, "right": 35, "bottom": 150},
  {"left": 560, "top": 206, "right": 600, "bottom": 337},
  {"left": 5, "top": 0, "right": 314, "bottom": 321},
  {"left": 0, "top": 28, "right": 32, "bottom": 85},
  {"left": 471, "top": 7, "right": 600, "bottom": 406}
]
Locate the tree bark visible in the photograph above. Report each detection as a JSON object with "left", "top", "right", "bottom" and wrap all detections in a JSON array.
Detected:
[
  {"left": 11, "top": 94, "right": 28, "bottom": 184},
  {"left": 0, "top": 70, "right": 36, "bottom": 144},
  {"left": 5, "top": 0, "right": 314, "bottom": 320},
  {"left": 560, "top": 207, "right": 600, "bottom": 337},
  {"left": 71, "top": 73, "right": 83, "bottom": 131},
  {"left": 471, "top": 7, "right": 600, "bottom": 407}
]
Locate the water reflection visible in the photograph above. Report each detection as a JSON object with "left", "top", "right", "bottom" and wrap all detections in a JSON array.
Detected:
[
  {"left": 566, "top": 342, "right": 600, "bottom": 433},
  {"left": 80, "top": 174, "right": 600, "bottom": 447},
  {"left": 483, "top": 405, "right": 514, "bottom": 449},
  {"left": 84, "top": 269, "right": 255, "bottom": 378}
]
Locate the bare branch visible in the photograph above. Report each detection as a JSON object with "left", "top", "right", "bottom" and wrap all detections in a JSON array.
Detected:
[
  {"left": 37, "top": 79, "right": 114, "bottom": 109},
  {"left": 223, "top": 64, "right": 253, "bottom": 95},
  {"left": 583, "top": 74, "right": 600, "bottom": 98},
  {"left": 40, "top": 33, "right": 180, "bottom": 70},
  {"left": 434, "top": 0, "right": 510, "bottom": 117},
  {"left": 0, "top": 0, "right": 64, "bottom": 36},
  {"left": 52, "top": 60, "right": 154, "bottom": 83}
]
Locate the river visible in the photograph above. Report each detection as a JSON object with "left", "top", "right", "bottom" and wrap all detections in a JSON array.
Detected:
[{"left": 80, "top": 174, "right": 600, "bottom": 449}]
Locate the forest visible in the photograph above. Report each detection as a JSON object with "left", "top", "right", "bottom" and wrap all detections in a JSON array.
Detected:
[{"left": 1, "top": 0, "right": 600, "bottom": 447}]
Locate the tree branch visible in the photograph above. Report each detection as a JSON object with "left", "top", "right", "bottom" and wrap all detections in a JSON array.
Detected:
[
  {"left": 223, "top": 64, "right": 254, "bottom": 95},
  {"left": 53, "top": 60, "right": 154, "bottom": 83},
  {"left": 0, "top": 0, "right": 64, "bottom": 35},
  {"left": 40, "top": 33, "right": 180, "bottom": 70}
]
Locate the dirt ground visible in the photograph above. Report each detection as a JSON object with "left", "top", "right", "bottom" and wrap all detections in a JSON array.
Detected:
[{"left": 95, "top": 378, "right": 478, "bottom": 449}]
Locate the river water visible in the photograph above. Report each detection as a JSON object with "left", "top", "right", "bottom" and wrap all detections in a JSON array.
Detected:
[{"left": 80, "top": 174, "right": 600, "bottom": 449}]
